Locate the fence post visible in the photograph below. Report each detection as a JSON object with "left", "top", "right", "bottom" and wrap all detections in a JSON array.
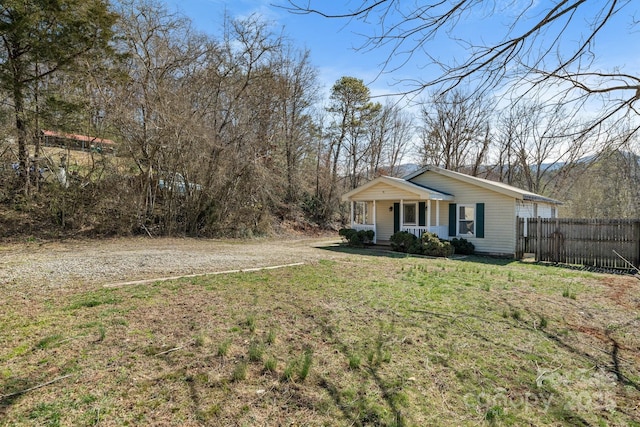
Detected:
[
  {"left": 515, "top": 216, "right": 520, "bottom": 259},
  {"left": 536, "top": 218, "right": 541, "bottom": 262},
  {"left": 515, "top": 216, "right": 518, "bottom": 258},
  {"left": 519, "top": 217, "right": 526, "bottom": 259},
  {"left": 553, "top": 218, "right": 562, "bottom": 262}
]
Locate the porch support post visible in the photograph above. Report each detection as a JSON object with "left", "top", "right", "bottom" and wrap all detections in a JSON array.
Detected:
[
  {"left": 372, "top": 200, "right": 377, "bottom": 244},
  {"left": 400, "top": 199, "right": 404, "bottom": 231},
  {"left": 436, "top": 200, "right": 440, "bottom": 228},
  {"left": 350, "top": 200, "right": 354, "bottom": 227},
  {"left": 427, "top": 200, "right": 431, "bottom": 231}
]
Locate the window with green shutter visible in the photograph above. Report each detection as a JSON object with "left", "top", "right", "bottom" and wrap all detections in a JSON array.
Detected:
[
  {"left": 393, "top": 203, "right": 400, "bottom": 233},
  {"left": 450, "top": 202, "right": 485, "bottom": 238},
  {"left": 476, "top": 203, "right": 485, "bottom": 238},
  {"left": 448, "top": 204, "right": 456, "bottom": 236},
  {"left": 458, "top": 204, "right": 475, "bottom": 236}
]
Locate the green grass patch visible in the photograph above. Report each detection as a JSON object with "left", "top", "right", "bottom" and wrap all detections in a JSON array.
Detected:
[
  {"left": 232, "top": 362, "right": 247, "bottom": 382},
  {"left": 29, "top": 401, "right": 62, "bottom": 426},
  {"left": 562, "top": 285, "right": 577, "bottom": 299},
  {"left": 244, "top": 314, "right": 256, "bottom": 333},
  {"left": 66, "top": 291, "right": 121, "bottom": 310},
  {"left": 266, "top": 329, "right": 276, "bottom": 345},
  {"left": 298, "top": 349, "right": 313, "bottom": 381},
  {"left": 348, "top": 353, "right": 361, "bottom": 370},
  {"left": 248, "top": 341, "right": 264, "bottom": 362},
  {"left": 263, "top": 357, "right": 277, "bottom": 373},
  {"left": 34, "top": 334, "right": 64, "bottom": 350},
  {"left": 281, "top": 360, "right": 296, "bottom": 382},
  {"left": 217, "top": 338, "right": 231, "bottom": 357}
]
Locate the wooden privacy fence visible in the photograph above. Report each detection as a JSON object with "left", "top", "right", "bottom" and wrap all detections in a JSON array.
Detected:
[{"left": 516, "top": 217, "right": 640, "bottom": 270}]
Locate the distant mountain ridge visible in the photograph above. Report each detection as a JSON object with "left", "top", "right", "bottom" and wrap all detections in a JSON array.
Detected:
[{"left": 391, "top": 150, "right": 640, "bottom": 178}]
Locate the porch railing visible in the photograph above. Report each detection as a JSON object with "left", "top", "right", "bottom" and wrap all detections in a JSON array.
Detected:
[
  {"left": 352, "top": 224, "right": 375, "bottom": 232},
  {"left": 351, "top": 223, "right": 376, "bottom": 243},
  {"left": 402, "top": 226, "right": 448, "bottom": 240}
]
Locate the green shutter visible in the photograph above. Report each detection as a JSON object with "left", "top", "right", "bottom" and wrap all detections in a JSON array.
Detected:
[
  {"left": 418, "top": 202, "right": 426, "bottom": 227},
  {"left": 393, "top": 203, "right": 400, "bottom": 233},
  {"left": 448, "top": 203, "right": 457, "bottom": 237},
  {"left": 476, "top": 203, "right": 485, "bottom": 238}
]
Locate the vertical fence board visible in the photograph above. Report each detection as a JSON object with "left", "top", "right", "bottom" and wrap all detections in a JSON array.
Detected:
[{"left": 516, "top": 218, "right": 640, "bottom": 270}]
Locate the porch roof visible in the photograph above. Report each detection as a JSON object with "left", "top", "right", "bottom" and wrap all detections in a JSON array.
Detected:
[{"left": 341, "top": 176, "right": 454, "bottom": 202}]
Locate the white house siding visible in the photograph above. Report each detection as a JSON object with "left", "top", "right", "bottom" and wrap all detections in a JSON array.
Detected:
[
  {"left": 516, "top": 201, "right": 536, "bottom": 218},
  {"left": 375, "top": 201, "right": 395, "bottom": 241},
  {"left": 411, "top": 172, "right": 518, "bottom": 255},
  {"left": 351, "top": 182, "right": 423, "bottom": 201},
  {"left": 536, "top": 203, "right": 555, "bottom": 218},
  {"left": 516, "top": 201, "right": 556, "bottom": 218},
  {"left": 425, "top": 201, "right": 451, "bottom": 232}
]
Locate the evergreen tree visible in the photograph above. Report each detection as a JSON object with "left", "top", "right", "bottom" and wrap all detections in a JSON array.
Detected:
[{"left": 0, "top": 0, "right": 117, "bottom": 192}]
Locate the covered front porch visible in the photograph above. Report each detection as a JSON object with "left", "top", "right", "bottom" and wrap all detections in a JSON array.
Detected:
[
  {"left": 341, "top": 176, "right": 454, "bottom": 244},
  {"left": 348, "top": 199, "right": 450, "bottom": 244}
]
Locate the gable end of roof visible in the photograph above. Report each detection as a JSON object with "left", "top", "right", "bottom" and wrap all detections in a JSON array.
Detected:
[
  {"left": 341, "top": 175, "right": 454, "bottom": 201},
  {"left": 405, "top": 165, "right": 561, "bottom": 204}
]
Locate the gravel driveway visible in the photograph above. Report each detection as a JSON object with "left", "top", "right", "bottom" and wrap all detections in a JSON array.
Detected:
[{"left": 0, "top": 236, "right": 343, "bottom": 290}]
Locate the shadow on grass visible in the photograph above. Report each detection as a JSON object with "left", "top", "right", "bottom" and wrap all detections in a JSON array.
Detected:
[
  {"left": 291, "top": 300, "right": 407, "bottom": 426},
  {"left": 411, "top": 302, "right": 639, "bottom": 423},
  {"left": 0, "top": 375, "right": 52, "bottom": 417},
  {"left": 321, "top": 243, "right": 630, "bottom": 274},
  {"left": 315, "top": 243, "right": 411, "bottom": 259},
  {"left": 447, "top": 255, "right": 518, "bottom": 267},
  {"left": 317, "top": 243, "right": 521, "bottom": 267},
  {"left": 491, "top": 296, "right": 640, "bottom": 398},
  {"left": 0, "top": 377, "right": 31, "bottom": 410}
]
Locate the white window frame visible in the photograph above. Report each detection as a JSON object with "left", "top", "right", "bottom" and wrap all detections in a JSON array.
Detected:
[
  {"left": 403, "top": 202, "right": 417, "bottom": 226},
  {"left": 457, "top": 204, "right": 476, "bottom": 237},
  {"left": 354, "top": 201, "right": 374, "bottom": 225}
]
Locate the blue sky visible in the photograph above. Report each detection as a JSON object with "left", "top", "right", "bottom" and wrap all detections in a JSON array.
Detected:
[
  {"left": 162, "top": 0, "right": 638, "bottom": 106},
  {"left": 162, "top": 0, "right": 411, "bottom": 99}
]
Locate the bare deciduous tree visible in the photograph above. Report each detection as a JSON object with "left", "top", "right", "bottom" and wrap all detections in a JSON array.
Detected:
[
  {"left": 112, "top": 0, "right": 210, "bottom": 232},
  {"left": 494, "top": 100, "right": 590, "bottom": 194},
  {"left": 419, "top": 90, "right": 492, "bottom": 175},
  {"left": 283, "top": 1, "right": 640, "bottom": 139},
  {"left": 565, "top": 147, "right": 640, "bottom": 218},
  {"left": 268, "top": 47, "right": 319, "bottom": 206},
  {"left": 366, "top": 102, "right": 414, "bottom": 178}
]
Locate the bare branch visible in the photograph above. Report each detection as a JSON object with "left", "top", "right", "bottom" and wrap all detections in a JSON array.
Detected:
[{"left": 279, "top": 0, "right": 391, "bottom": 18}]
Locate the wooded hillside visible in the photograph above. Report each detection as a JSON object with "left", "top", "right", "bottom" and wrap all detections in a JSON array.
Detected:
[{"left": 1, "top": 0, "right": 638, "bottom": 239}]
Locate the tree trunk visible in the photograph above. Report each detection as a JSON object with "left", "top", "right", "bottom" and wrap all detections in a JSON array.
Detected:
[{"left": 13, "top": 79, "right": 30, "bottom": 194}]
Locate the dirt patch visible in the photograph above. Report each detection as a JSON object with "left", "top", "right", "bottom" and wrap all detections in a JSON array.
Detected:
[
  {"left": 601, "top": 276, "right": 640, "bottom": 309},
  {"left": 0, "top": 236, "right": 343, "bottom": 290}
]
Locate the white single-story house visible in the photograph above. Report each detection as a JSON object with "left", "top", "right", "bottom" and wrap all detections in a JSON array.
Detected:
[{"left": 341, "top": 165, "right": 562, "bottom": 256}]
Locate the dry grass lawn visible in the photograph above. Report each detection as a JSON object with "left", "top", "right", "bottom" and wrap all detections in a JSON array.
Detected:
[{"left": 1, "top": 246, "right": 639, "bottom": 426}]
